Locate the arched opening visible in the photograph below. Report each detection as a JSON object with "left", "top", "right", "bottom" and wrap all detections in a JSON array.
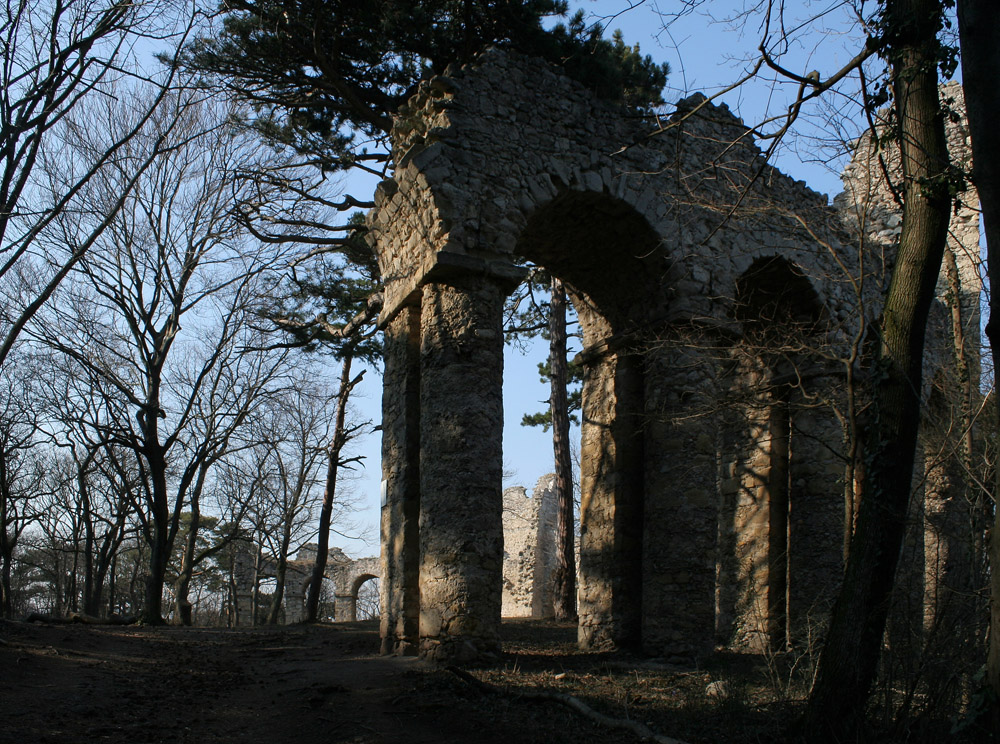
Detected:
[
  {"left": 510, "top": 189, "right": 665, "bottom": 651},
  {"left": 733, "top": 255, "right": 824, "bottom": 332},
  {"left": 354, "top": 575, "right": 380, "bottom": 621},
  {"left": 719, "top": 255, "right": 829, "bottom": 651}
]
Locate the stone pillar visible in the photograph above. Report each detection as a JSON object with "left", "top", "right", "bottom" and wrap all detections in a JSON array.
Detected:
[
  {"left": 786, "top": 393, "right": 845, "bottom": 643},
  {"left": 334, "top": 594, "right": 357, "bottom": 622},
  {"left": 714, "top": 405, "right": 743, "bottom": 644},
  {"left": 379, "top": 305, "right": 422, "bottom": 655},
  {"left": 577, "top": 347, "right": 645, "bottom": 650},
  {"left": 417, "top": 276, "right": 505, "bottom": 662},
  {"left": 730, "top": 390, "right": 789, "bottom": 652},
  {"left": 232, "top": 543, "right": 256, "bottom": 627},
  {"left": 283, "top": 574, "right": 308, "bottom": 624},
  {"left": 640, "top": 345, "right": 719, "bottom": 662},
  {"left": 234, "top": 591, "right": 254, "bottom": 627},
  {"left": 921, "top": 396, "right": 975, "bottom": 649}
]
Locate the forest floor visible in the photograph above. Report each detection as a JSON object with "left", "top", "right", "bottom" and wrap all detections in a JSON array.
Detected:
[{"left": 0, "top": 617, "right": 978, "bottom": 743}]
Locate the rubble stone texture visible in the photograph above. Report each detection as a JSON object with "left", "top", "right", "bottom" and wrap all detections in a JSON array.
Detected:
[
  {"left": 369, "top": 50, "right": 980, "bottom": 663},
  {"left": 502, "top": 475, "right": 559, "bottom": 618}
]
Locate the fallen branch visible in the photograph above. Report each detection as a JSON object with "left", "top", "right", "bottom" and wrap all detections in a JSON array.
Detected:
[{"left": 447, "top": 666, "right": 690, "bottom": 744}]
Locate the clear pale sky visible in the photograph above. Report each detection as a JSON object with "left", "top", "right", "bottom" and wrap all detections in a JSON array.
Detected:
[{"left": 337, "top": 0, "right": 877, "bottom": 557}]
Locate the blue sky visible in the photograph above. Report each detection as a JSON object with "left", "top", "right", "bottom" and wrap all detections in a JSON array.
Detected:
[{"left": 337, "top": 0, "right": 888, "bottom": 557}]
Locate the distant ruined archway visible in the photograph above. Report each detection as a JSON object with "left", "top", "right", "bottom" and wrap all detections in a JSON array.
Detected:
[{"left": 233, "top": 545, "right": 379, "bottom": 624}]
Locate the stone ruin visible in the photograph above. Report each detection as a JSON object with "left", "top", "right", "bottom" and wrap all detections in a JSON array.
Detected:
[
  {"left": 502, "top": 475, "right": 559, "bottom": 618},
  {"left": 231, "top": 494, "right": 566, "bottom": 625},
  {"left": 369, "top": 49, "right": 981, "bottom": 662},
  {"left": 233, "top": 543, "right": 379, "bottom": 624}
]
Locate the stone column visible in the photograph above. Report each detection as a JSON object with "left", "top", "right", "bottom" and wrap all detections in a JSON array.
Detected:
[
  {"left": 786, "top": 392, "right": 845, "bottom": 642},
  {"left": 234, "top": 591, "right": 254, "bottom": 627},
  {"left": 714, "top": 404, "right": 744, "bottom": 644},
  {"left": 379, "top": 305, "right": 422, "bottom": 655},
  {"left": 921, "top": 393, "right": 975, "bottom": 653},
  {"left": 577, "top": 346, "right": 645, "bottom": 651},
  {"left": 417, "top": 276, "right": 505, "bottom": 662},
  {"left": 640, "top": 345, "right": 719, "bottom": 663},
  {"left": 334, "top": 594, "right": 357, "bottom": 622},
  {"left": 728, "top": 387, "right": 790, "bottom": 652},
  {"left": 232, "top": 543, "right": 256, "bottom": 627}
]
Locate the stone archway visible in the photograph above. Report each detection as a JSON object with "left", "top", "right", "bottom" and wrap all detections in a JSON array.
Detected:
[
  {"left": 369, "top": 50, "right": 979, "bottom": 664},
  {"left": 329, "top": 557, "right": 380, "bottom": 622},
  {"left": 231, "top": 545, "right": 381, "bottom": 626}
]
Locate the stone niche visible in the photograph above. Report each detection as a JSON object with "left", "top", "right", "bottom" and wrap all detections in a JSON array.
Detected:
[
  {"left": 502, "top": 475, "right": 559, "bottom": 618},
  {"left": 370, "top": 49, "right": 980, "bottom": 663}
]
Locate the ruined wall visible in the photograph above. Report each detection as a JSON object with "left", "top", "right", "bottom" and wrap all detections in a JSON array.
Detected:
[
  {"left": 370, "top": 49, "right": 980, "bottom": 663},
  {"left": 501, "top": 475, "right": 559, "bottom": 618},
  {"left": 233, "top": 544, "right": 380, "bottom": 626}
]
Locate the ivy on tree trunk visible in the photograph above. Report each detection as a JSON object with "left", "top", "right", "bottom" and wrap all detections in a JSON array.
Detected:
[
  {"left": 957, "top": 0, "right": 1000, "bottom": 711},
  {"left": 804, "top": 0, "right": 953, "bottom": 736}
]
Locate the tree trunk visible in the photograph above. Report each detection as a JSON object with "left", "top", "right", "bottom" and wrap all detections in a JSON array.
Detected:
[
  {"left": 172, "top": 505, "right": 200, "bottom": 626},
  {"left": 804, "top": 0, "right": 952, "bottom": 736},
  {"left": 268, "top": 525, "right": 292, "bottom": 624},
  {"left": 143, "top": 518, "right": 169, "bottom": 624},
  {"left": 0, "top": 450, "right": 8, "bottom": 617},
  {"left": 305, "top": 355, "right": 363, "bottom": 622},
  {"left": 107, "top": 551, "right": 117, "bottom": 616},
  {"left": 251, "top": 546, "right": 262, "bottom": 626},
  {"left": 957, "top": 0, "right": 1000, "bottom": 706},
  {"left": 228, "top": 562, "right": 238, "bottom": 627},
  {"left": 142, "top": 466, "right": 171, "bottom": 625},
  {"left": 68, "top": 523, "right": 80, "bottom": 614},
  {"left": 91, "top": 514, "right": 127, "bottom": 617},
  {"left": 53, "top": 552, "right": 63, "bottom": 617},
  {"left": 0, "top": 553, "right": 11, "bottom": 618},
  {"left": 79, "top": 461, "right": 102, "bottom": 616},
  {"left": 137, "top": 370, "right": 172, "bottom": 625},
  {"left": 549, "top": 277, "right": 576, "bottom": 621}
]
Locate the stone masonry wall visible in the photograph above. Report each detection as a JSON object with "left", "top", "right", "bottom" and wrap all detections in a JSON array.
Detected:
[
  {"left": 501, "top": 475, "right": 558, "bottom": 618},
  {"left": 371, "top": 49, "right": 979, "bottom": 663}
]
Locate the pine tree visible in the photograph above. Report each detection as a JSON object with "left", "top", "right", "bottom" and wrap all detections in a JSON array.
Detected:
[{"left": 183, "top": 1, "right": 669, "bottom": 172}]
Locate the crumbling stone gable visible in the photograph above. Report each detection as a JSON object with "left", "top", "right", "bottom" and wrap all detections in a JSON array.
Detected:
[{"left": 371, "top": 49, "right": 980, "bottom": 664}]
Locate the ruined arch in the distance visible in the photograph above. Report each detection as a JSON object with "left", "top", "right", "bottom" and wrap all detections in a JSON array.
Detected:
[{"left": 368, "top": 50, "right": 975, "bottom": 663}]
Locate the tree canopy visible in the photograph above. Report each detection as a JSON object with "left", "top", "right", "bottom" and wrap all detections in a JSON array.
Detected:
[{"left": 184, "top": 0, "right": 669, "bottom": 172}]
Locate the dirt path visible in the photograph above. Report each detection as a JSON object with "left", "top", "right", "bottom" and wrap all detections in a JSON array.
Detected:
[{"left": 0, "top": 619, "right": 638, "bottom": 744}]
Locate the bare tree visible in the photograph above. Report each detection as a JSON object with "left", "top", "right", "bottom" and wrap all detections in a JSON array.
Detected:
[
  {"left": 0, "top": 356, "right": 45, "bottom": 616},
  {"left": 166, "top": 334, "right": 290, "bottom": 625},
  {"left": 304, "top": 350, "right": 366, "bottom": 622},
  {"left": 505, "top": 269, "right": 582, "bottom": 621},
  {"left": 32, "top": 94, "right": 298, "bottom": 623},
  {"left": 246, "top": 381, "right": 332, "bottom": 625},
  {"left": 800, "top": 2, "right": 956, "bottom": 734},
  {"left": 0, "top": 0, "right": 196, "bottom": 365},
  {"left": 548, "top": 277, "right": 576, "bottom": 621}
]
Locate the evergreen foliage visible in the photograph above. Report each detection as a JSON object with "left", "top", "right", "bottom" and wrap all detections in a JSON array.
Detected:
[
  {"left": 264, "top": 213, "right": 383, "bottom": 362},
  {"left": 520, "top": 358, "right": 582, "bottom": 430},
  {"left": 184, "top": 1, "right": 669, "bottom": 171}
]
